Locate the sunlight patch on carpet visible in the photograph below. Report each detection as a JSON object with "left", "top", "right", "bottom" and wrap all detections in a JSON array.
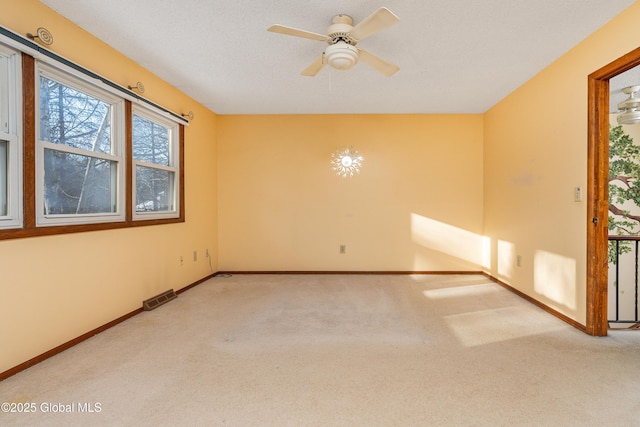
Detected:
[{"left": 444, "top": 306, "right": 566, "bottom": 347}]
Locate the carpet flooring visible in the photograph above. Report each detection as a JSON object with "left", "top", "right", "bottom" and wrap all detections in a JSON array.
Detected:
[{"left": 1, "top": 274, "right": 639, "bottom": 426}]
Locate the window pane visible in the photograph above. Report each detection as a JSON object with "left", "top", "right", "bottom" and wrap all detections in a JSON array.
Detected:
[
  {"left": 135, "top": 165, "right": 174, "bottom": 212},
  {"left": 0, "top": 140, "right": 6, "bottom": 216},
  {"left": 44, "top": 148, "right": 117, "bottom": 215},
  {"left": 132, "top": 114, "right": 170, "bottom": 166},
  {"left": 39, "top": 76, "right": 111, "bottom": 153}
]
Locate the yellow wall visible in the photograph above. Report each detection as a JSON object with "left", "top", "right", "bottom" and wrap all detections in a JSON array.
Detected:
[
  {"left": 217, "top": 114, "right": 484, "bottom": 271},
  {"left": 0, "top": 0, "right": 218, "bottom": 373},
  {"left": 483, "top": 2, "right": 640, "bottom": 324}
]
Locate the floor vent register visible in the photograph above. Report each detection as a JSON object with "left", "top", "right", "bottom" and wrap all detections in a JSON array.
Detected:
[{"left": 143, "top": 289, "right": 177, "bottom": 311}]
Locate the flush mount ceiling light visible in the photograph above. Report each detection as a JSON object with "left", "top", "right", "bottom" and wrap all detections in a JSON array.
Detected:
[
  {"left": 617, "top": 85, "right": 640, "bottom": 125},
  {"left": 331, "top": 146, "right": 364, "bottom": 178}
]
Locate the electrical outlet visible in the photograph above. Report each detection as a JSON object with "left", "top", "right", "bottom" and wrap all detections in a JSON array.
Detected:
[
  {"left": 193, "top": 250, "right": 197, "bottom": 262},
  {"left": 339, "top": 244, "right": 346, "bottom": 254},
  {"left": 574, "top": 186, "right": 583, "bottom": 202}
]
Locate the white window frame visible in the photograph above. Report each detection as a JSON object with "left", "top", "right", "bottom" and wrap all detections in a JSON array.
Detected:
[
  {"left": 35, "top": 63, "right": 125, "bottom": 226},
  {"left": 0, "top": 43, "right": 22, "bottom": 229},
  {"left": 131, "top": 105, "right": 180, "bottom": 220}
]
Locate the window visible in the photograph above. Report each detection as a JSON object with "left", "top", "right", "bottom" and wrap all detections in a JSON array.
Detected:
[
  {"left": 0, "top": 33, "right": 185, "bottom": 240},
  {"left": 36, "top": 65, "right": 125, "bottom": 225},
  {"left": 0, "top": 43, "right": 21, "bottom": 229},
  {"left": 132, "top": 106, "right": 179, "bottom": 220}
]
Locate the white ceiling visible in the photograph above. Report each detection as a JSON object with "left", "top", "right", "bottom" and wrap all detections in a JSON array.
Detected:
[{"left": 40, "top": 0, "right": 636, "bottom": 115}]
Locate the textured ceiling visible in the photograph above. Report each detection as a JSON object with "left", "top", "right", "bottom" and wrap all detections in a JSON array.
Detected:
[{"left": 40, "top": 0, "right": 635, "bottom": 115}]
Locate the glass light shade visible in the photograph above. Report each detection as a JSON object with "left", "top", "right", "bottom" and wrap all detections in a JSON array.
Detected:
[
  {"left": 618, "top": 109, "right": 640, "bottom": 125},
  {"left": 325, "top": 42, "right": 358, "bottom": 71}
]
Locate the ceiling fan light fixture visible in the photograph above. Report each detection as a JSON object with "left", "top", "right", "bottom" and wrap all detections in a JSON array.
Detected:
[
  {"left": 617, "top": 85, "right": 640, "bottom": 125},
  {"left": 618, "top": 109, "right": 640, "bottom": 125},
  {"left": 325, "top": 42, "right": 358, "bottom": 70},
  {"left": 268, "top": 7, "right": 399, "bottom": 77}
]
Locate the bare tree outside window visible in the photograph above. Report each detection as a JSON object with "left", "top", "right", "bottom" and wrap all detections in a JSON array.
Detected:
[
  {"left": 132, "top": 114, "right": 175, "bottom": 213},
  {"left": 1, "top": 49, "right": 183, "bottom": 235},
  {"left": 39, "top": 76, "right": 116, "bottom": 215}
]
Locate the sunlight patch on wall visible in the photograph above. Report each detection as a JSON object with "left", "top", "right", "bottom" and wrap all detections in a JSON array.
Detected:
[
  {"left": 497, "top": 240, "right": 515, "bottom": 279},
  {"left": 410, "top": 213, "right": 483, "bottom": 266},
  {"left": 533, "top": 250, "right": 577, "bottom": 310}
]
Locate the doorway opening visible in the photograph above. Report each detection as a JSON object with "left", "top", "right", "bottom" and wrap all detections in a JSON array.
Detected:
[{"left": 587, "top": 47, "right": 640, "bottom": 336}]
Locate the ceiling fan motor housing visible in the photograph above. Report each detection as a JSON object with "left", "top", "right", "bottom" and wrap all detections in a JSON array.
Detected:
[{"left": 327, "top": 15, "right": 357, "bottom": 45}]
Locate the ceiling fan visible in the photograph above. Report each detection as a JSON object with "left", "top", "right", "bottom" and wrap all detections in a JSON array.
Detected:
[{"left": 267, "top": 7, "right": 400, "bottom": 77}]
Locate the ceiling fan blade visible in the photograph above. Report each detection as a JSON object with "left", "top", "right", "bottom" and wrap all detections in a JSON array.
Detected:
[
  {"left": 268, "top": 24, "right": 329, "bottom": 42},
  {"left": 301, "top": 55, "right": 325, "bottom": 76},
  {"left": 349, "top": 7, "right": 399, "bottom": 42},
  {"left": 357, "top": 48, "right": 399, "bottom": 77}
]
